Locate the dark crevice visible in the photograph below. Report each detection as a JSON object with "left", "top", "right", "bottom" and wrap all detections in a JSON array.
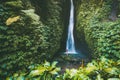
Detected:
[
  {"left": 30, "top": 0, "right": 48, "bottom": 23},
  {"left": 59, "top": 0, "right": 70, "bottom": 52},
  {"left": 74, "top": 0, "right": 92, "bottom": 59},
  {"left": 109, "top": 0, "right": 119, "bottom": 21}
]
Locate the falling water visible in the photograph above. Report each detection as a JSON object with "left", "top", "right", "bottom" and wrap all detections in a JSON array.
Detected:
[{"left": 66, "top": 0, "right": 76, "bottom": 54}]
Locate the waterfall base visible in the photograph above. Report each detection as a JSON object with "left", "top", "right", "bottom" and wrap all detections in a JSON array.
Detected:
[
  {"left": 62, "top": 52, "right": 87, "bottom": 61},
  {"left": 64, "top": 51, "right": 78, "bottom": 54},
  {"left": 53, "top": 52, "right": 90, "bottom": 73},
  {"left": 53, "top": 52, "right": 89, "bottom": 63}
]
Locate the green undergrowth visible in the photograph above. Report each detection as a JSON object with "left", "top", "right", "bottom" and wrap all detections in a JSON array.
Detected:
[{"left": 3, "top": 57, "right": 120, "bottom": 80}]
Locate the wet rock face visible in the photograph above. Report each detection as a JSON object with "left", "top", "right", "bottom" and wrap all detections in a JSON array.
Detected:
[{"left": 74, "top": 0, "right": 120, "bottom": 59}]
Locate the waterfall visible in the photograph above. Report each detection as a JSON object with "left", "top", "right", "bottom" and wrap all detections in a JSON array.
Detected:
[{"left": 66, "top": 0, "right": 76, "bottom": 54}]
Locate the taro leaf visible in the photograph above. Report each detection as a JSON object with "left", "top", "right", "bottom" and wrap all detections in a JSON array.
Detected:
[
  {"left": 44, "top": 61, "right": 50, "bottom": 67},
  {"left": 29, "top": 67, "right": 46, "bottom": 77},
  {"left": 49, "top": 68, "right": 61, "bottom": 75},
  {"left": 51, "top": 61, "right": 58, "bottom": 68},
  {"left": 96, "top": 74, "right": 103, "bottom": 80},
  {"left": 104, "top": 67, "right": 119, "bottom": 75}
]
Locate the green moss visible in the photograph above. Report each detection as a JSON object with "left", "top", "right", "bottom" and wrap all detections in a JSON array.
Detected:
[
  {"left": 0, "top": 0, "right": 65, "bottom": 75},
  {"left": 75, "top": 0, "right": 120, "bottom": 59}
]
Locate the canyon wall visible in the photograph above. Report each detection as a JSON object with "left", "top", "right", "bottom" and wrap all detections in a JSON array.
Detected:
[{"left": 74, "top": 0, "right": 120, "bottom": 59}]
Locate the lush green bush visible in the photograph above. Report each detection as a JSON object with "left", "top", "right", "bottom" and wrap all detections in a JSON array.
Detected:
[
  {"left": 6, "top": 61, "right": 61, "bottom": 80},
  {"left": 56, "top": 57, "right": 120, "bottom": 80},
  {"left": 5, "top": 57, "right": 120, "bottom": 80}
]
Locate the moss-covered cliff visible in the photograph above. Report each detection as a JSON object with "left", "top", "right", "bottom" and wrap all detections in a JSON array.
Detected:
[
  {"left": 0, "top": 0, "right": 68, "bottom": 74},
  {"left": 75, "top": 0, "right": 120, "bottom": 59}
]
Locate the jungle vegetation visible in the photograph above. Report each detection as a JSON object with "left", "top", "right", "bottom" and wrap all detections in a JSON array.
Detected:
[{"left": 0, "top": 0, "right": 120, "bottom": 80}]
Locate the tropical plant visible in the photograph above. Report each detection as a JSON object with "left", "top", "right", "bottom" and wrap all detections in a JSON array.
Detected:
[
  {"left": 5, "top": 57, "right": 120, "bottom": 80},
  {"left": 6, "top": 61, "right": 61, "bottom": 80},
  {"left": 56, "top": 57, "right": 120, "bottom": 80}
]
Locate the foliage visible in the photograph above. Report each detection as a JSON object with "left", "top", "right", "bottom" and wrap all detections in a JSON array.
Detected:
[
  {"left": 93, "top": 21, "right": 120, "bottom": 59},
  {"left": 6, "top": 16, "right": 20, "bottom": 25},
  {"left": 0, "top": 0, "right": 65, "bottom": 75},
  {"left": 0, "top": 0, "right": 120, "bottom": 80},
  {"left": 5, "top": 57, "right": 120, "bottom": 80},
  {"left": 6, "top": 61, "right": 61, "bottom": 80},
  {"left": 56, "top": 57, "right": 120, "bottom": 80},
  {"left": 75, "top": 0, "right": 120, "bottom": 59},
  {"left": 5, "top": 0, "right": 23, "bottom": 9}
]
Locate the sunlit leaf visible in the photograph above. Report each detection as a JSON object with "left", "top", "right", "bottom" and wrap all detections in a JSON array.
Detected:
[
  {"left": 96, "top": 74, "right": 103, "bottom": 80},
  {"left": 44, "top": 61, "right": 50, "bottom": 67},
  {"left": 51, "top": 61, "right": 58, "bottom": 68},
  {"left": 29, "top": 68, "right": 46, "bottom": 77},
  {"left": 6, "top": 16, "right": 20, "bottom": 25}
]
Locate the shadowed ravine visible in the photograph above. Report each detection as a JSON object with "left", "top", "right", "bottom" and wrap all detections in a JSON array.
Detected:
[{"left": 53, "top": 0, "right": 89, "bottom": 71}]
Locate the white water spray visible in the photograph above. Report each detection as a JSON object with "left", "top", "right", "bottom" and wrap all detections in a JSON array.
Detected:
[{"left": 66, "top": 0, "right": 76, "bottom": 54}]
